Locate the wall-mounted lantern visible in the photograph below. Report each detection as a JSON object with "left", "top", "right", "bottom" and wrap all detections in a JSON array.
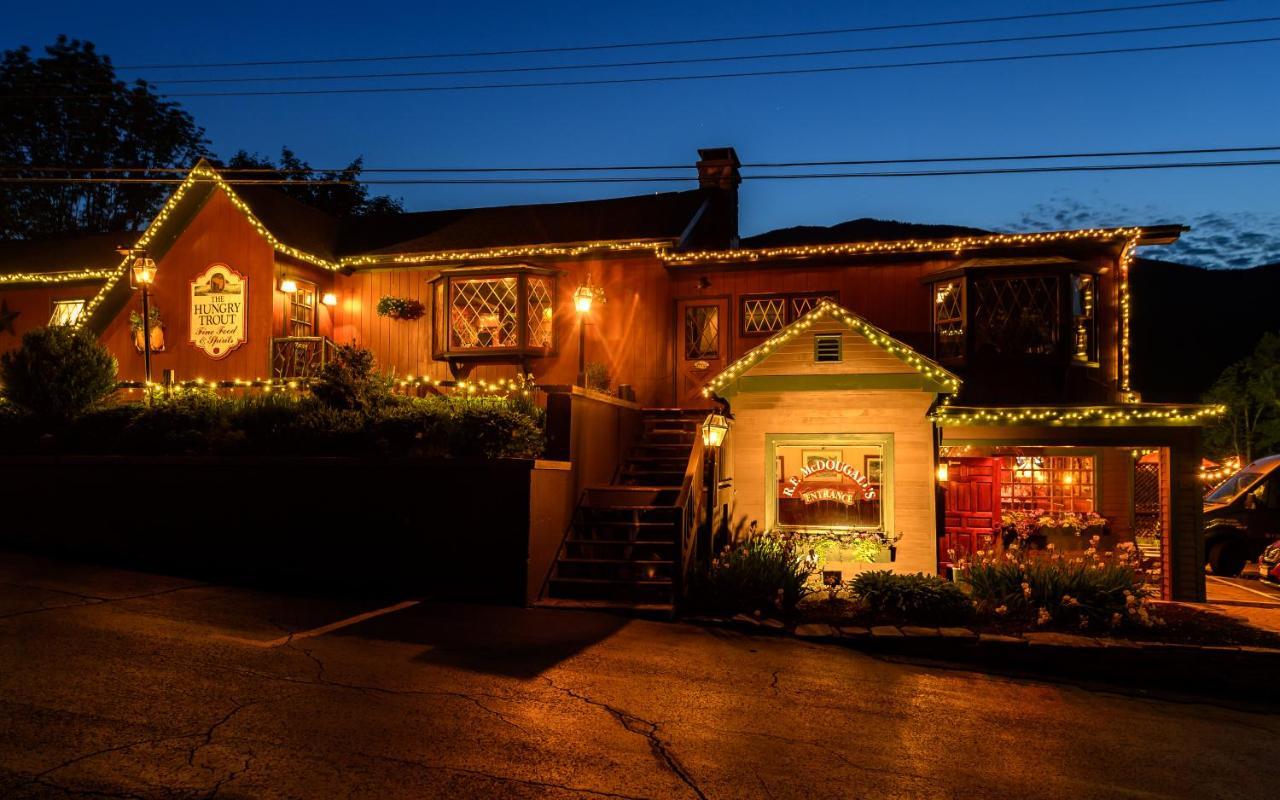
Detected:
[
  {"left": 321, "top": 292, "right": 338, "bottom": 307},
  {"left": 280, "top": 278, "right": 299, "bottom": 294},
  {"left": 701, "top": 412, "right": 729, "bottom": 449}
]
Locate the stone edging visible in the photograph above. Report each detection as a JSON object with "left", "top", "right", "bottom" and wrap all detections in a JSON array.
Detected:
[{"left": 685, "top": 615, "right": 1280, "bottom": 702}]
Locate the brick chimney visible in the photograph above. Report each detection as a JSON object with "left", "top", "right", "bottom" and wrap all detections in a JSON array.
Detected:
[{"left": 691, "top": 147, "right": 741, "bottom": 248}]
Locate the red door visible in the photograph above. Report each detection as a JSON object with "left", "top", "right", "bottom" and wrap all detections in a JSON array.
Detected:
[
  {"left": 674, "top": 297, "right": 729, "bottom": 408},
  {"left": 940, "top": 457, "right": 1001, "bottom": 572}
]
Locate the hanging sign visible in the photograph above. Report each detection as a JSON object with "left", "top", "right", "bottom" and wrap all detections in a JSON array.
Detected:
[
  {"left": 782, "top": 458, "right": 877, "bottom": 504},
  {"left": 190, "top": 264, "right": 247, "bottom": 359}
]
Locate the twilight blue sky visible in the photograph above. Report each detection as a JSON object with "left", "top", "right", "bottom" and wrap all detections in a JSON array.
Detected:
[{"left": 7, "top": 0, "right": 1280, "bottom": 266}]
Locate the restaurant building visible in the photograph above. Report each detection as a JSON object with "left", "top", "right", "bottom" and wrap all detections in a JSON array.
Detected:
[{"left": 0, "top": 148, "right": 1219, "bottom": 607}]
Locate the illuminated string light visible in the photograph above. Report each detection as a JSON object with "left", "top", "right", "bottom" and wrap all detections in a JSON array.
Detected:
[
  {"left": 0, "top": 267, "right": 117, "bottom": 286},
  {"left": 931, "top": 404, "right": 1226, "bottom": 427}
]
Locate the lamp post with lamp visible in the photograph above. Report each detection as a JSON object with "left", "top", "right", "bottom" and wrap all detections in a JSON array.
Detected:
[
  {"left": 119, "top": 248, "right": 157, "bottom": 391},
  {"left": 573, "top": 276, "right": 604, "bottom": 388}
]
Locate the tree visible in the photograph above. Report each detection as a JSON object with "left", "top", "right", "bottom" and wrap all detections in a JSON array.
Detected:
[
  {"left": 222, "top": 148, "right": 404, "bottom": 218},
  {"left": 1204, "top": 332, "right": 1280, "bottom": 463},
  {"left": 0, "top": 326, "right": 118, "bottom": 425},
  {"left": 0, "top": 37, "right": 210, "bottom": 238}
]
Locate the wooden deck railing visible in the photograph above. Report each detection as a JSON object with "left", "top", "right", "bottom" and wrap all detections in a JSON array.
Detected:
[{"left": 271, "top": 336, "right": 336, "bottom": 379}]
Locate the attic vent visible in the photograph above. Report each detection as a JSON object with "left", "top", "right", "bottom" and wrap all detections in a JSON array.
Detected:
[{"left": 815, "top": 333, "right": 843, "bottom": 363}]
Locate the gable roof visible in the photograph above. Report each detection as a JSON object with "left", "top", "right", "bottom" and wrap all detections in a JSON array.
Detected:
[{"left": 705, "top": 299, "right": 962, "bottom": 399}]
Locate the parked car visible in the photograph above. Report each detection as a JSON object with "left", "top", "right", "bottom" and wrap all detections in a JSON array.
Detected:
[
  {"left": 1260, "top": 542, "right": 1280, "bottom": 586},
  {"left": 1203, "top": 454, "right": 1280, "bottom": 576}
]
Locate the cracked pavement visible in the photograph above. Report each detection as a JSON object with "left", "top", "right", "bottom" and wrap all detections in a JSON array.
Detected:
[{"left": 1, "top": 552, "right": 1276, "bottom": 799}]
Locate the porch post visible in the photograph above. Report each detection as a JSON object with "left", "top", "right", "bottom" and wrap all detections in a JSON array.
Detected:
[{"left": 1167, "top": 429, "right": 1207, "bottom": 602}]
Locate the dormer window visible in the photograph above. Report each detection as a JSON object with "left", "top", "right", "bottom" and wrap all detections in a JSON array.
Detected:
[{"left": 429, "top": 265, "right": 558, "bottom": 361}]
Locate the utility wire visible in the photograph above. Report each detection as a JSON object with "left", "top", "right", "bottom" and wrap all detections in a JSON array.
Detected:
[
  {"left": 123, "top": 15, "right": 1280, "bottom": 85},
  {"left": 12, "top": 34, "right": 1275, "bottom": 100},
  {"left": 6, "top": 144, "right": 1280, "bottom": 175},
  {"left": 4, "top": 159, "right": 1279, "bottom": 184},
  {"left": 112, "top": 0, "right": 1228, "bottom": 70}
]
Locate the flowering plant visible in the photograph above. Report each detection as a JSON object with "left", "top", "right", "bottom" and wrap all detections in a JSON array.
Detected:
[
  {"left": 958, "top": 529, "right": 1154, "bottom": 629},
  {"left": 696, "top": 523, "right": 818, "bottom": 618},
  {"left": 375, "top": 296, "right": 426, "bottom": 321}
]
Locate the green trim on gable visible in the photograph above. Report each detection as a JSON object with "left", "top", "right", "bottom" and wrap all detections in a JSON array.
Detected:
[{"left": 706, "top": 299, "right": 961, "bottom": 400}]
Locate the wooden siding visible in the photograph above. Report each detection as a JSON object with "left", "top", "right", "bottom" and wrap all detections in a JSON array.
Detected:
[
  {"left": 332, "top": 254, "right": 675, "bottom": 406},
  {"left": 729, "top": 390, "right": 938, "bottom": 576},
  {"left": 0, "top": 283, "right": 102, "bottom": 356}
]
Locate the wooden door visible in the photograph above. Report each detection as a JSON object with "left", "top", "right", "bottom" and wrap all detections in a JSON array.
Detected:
[
  {"left": 674, "top": 297, "right": 729, "bottom": 408},
  {"left": 940, "top": 457, "right": 1001, "bottom": 572}
]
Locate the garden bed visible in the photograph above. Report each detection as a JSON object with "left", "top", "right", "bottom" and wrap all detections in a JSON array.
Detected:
[{"left": 791, "top": 596, "right": 1280, "bottom": 648}]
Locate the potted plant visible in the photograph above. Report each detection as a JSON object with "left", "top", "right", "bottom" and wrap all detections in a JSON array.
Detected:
[
  {"left": 129, "top": 307, "right": 165, "bottom": 353},
  {"left": 375, "top": 296, "right": 426, "bottom": 321}
]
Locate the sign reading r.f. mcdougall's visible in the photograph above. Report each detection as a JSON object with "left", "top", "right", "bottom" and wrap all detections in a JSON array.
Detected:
[{"left": 190, "top": 263, "right": 247, "bottom": 359}]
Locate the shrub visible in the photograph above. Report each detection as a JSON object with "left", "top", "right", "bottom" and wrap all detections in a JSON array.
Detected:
[
  {"left": 310, "top": 343, "right": 391, "bottom": 411},
  {"left": 444, "top": 397, "right": 544, "bottom": 459},
  {"left": 115, "top": 387, "right": 231, "bottom": 454},
  {"left": 0, "top": 326, "right": 118, "bottom": 425},
  {"left": 371, "top": 398, "right": 452, "bottom": 458},
  {"left": 960, "top": 542, "right": 1151, "bottom": 630},
  {"left": 848, "top": 570, "right": 972, "bottom": 625},
  {"left": 694, "top": 527, "right": 817, "bottom": 618},
  {"left": 584, "top": 361, "right": 611, "bottom": 393}
]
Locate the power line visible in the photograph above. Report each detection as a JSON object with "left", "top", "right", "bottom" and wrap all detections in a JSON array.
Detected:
[
  {"left": 112, "top": 0, "right": 1229, "bottom": 70},
  {"left": 124, "top": 15, "right": 1280, "bottom": 86},
  {"left": 6, "top": 144, "right": 1280, "bottom": 175},
  {"left": 4, "top": 159, "right": 1280, "bottom": 184},
  {"left": 13, "top": 34, "right": 1275, "bottom": 100}
]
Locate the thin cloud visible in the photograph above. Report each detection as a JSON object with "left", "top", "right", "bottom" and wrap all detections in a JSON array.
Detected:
[{"left": 1006, "top": 199, "right": 1280, "bottom": 269}]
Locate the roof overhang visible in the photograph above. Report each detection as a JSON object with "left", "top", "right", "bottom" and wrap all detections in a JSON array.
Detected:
[
  {"left": 932, "top": 403, "right": 1225, "bottom": 428},
  {"left": 663, "top": 225, "right": 1188, "bottom": 269}
]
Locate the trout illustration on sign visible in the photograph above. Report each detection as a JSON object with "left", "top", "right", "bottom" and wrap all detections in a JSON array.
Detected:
[{"left": 190, "top": 264, "right": 247, "bottom": 359}]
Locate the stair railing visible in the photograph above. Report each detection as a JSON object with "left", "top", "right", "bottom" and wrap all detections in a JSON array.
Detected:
[{"left": 673, "top": 434, "right": 706, "bottom": 605}]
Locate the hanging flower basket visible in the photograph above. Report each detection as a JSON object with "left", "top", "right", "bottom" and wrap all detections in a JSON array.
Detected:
[
  {"left": 129, "top": 308, "right": 166, "bottom": 353},
  {"left": 376, "top": 296, "right": 426, "bottom": 321}
]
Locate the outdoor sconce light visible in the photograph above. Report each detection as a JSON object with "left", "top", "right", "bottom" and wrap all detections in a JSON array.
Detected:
[
  {"left": 936, "top": 461, "right": 950, "bottom": 482},
  {"left": 574, "top": 275, "right": 605, "bottom": 387},
  {"left": 280, "top": 278, "right": 299, "bottom": 294},
  {"left": 701, "top": 412, "right": 729, "bottom": 449},
  {"left": 321, "top": 292, "right": 338, "bottom": 307},
  {"left": 573, "top": 281, "right": 600, "bottom": 314}
]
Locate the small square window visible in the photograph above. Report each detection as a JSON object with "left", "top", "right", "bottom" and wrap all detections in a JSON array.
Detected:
[
  {"left": 49, "top": 299, "right": 85, "bottom": 326},
  {"left": 815, "top": 333, "right": 842, "bottom": 363}
]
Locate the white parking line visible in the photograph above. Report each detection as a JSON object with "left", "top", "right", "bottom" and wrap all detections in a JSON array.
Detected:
[
  {"left": 1206, "top": 575, "right": 1280, "bottom": 602},
  {"left": 215, "top": 600, "right": 420, "bottom": 647}
]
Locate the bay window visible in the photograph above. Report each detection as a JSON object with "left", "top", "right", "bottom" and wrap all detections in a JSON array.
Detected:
[{"left": 429, "top": 265, "right": 558, "bottom": 361}]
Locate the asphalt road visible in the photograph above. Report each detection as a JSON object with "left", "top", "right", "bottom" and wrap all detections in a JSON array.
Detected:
[{"left": 1, "top": 552, "right": 1275, "bottom": 800}]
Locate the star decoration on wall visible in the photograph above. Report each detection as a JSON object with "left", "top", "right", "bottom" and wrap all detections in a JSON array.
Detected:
[{"left": 0, "top": 299, "right": 19, "bottom": 337}]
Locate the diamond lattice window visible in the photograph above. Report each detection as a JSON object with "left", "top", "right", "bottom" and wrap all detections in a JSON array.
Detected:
[
  {"left": 685, "top": 305, "right": 720, "bottom": 359},
  {"left": 48, "top": 299, "right": 85, "bottom": 327},
  {"left": 526, "top": 275, "right": 554, "bottom": 349},
  {"left": 742, "top": 297, "right": 786, "bottom": 334},
  {"left": 933, "top": 280, "right": 964, "bottom": 360},
  {"left": 790, "top": 294, "right": 836, "bottom": 319},
  {"left": 971, "top": 276, "right": 1060, "bottom": 357},
  {"left": 450, "top": 277, "right": 519, "bottom": 349}
]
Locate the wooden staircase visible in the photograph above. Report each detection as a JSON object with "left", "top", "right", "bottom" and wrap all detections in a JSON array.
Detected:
[{"left": 541, "top": 409, "right": 706, "bottom": 614}]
